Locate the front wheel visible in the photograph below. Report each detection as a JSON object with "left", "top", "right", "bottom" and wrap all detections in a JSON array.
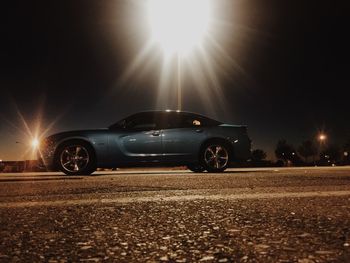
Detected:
[
  {"left": 55, "top": 141, "right": 96, "bottom": 175},
  {"left": 200, "top": 142, "right": 230, "bottom": 173}
]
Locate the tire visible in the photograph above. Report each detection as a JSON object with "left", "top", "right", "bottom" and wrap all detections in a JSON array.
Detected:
[
  {"left": 200, "top": 141, "right": 230, "bottom": 173},
  {"left": 187, "top": 164, "right": 205, "bottom": 173},
  {"left": 55, "top": 140, "right": 96, "bottom": 175}
]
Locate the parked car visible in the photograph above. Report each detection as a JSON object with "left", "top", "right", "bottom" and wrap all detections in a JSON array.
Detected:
[{"left": 38, "top": 111, "right": 251, "bottom": 175}]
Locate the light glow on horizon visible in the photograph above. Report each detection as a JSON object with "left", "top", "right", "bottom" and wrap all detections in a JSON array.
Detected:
[{"left": 0, "top": 98, "right": 69, "bottom": 161}]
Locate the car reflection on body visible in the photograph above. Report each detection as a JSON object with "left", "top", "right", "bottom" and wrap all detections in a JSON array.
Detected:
[{"left": 39, "top": 111, "right": 251, "bottom": 175}]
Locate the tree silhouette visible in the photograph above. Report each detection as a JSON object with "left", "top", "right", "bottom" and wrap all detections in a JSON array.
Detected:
[
  {"left": 320, "top": 145, "right": 341, "bottom": 164},
  {"left": 343, "top": 140, "right": 350, "bottom": 164},
  {"left": 275, "top": 139, "right": 296, "bottom": 163},
  {"left": 297, "top": 140, "right": 317, "bottom": 163},
  {"left": 251, "top": 149, "right": 267, "bottom": 162}
]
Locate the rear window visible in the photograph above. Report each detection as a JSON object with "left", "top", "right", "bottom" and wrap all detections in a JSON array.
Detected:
[{"left": 158, "top": 113, "right": 221, "bottom": 129}]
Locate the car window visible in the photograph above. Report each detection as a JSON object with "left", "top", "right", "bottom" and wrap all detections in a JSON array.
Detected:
[
  {"left": 125, "top": 114, "right": 157, "bottom": 131},
  {"left": 159, "top": 114, "right": 204, "bottom": 129},
  {"left": 157, "top": 113, "right": 221, "bottom": 129},
  {"left": 181, "top": 114, "right": 221, "bottom": 128},
  {"left": 158, "top": 113, "right": 181, "bottom": 129},
  {"left": 110, "top": 112, "right": 221, "bottom": 131}
]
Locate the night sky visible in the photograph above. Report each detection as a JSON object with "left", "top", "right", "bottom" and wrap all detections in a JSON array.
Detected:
[{"left": 0, "top": 0, "right": 349, "bottom": 161}]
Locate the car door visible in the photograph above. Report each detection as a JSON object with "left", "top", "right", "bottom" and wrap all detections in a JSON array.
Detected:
[
  {"left": 160, "top": 113, "right": 207, "bottom": 162},
  {"left": 111, "top": 113, "right": 163, "bottom": 164}
]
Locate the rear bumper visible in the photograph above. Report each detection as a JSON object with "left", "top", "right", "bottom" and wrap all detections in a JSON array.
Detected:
[{"left": 231, "top": 136, "right": 251, "bottom": 161}]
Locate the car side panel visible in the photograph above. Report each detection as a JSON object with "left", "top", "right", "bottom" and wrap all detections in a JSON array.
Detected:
[
  {"left": 84, "top": 133, "right": 110, "bottom": 167},
  {"left": 161, "top": 127, "right": 207, "bottom": 162},
  {"left": 107, "top": 130, "right": 162, "bottom": 165},
  {"left": 41, "top": 124, "right": 251, "bottom": 170}
]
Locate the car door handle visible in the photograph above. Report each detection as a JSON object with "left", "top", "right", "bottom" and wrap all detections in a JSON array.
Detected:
[
  {"left": 196, "top": 129, "right": 203, "bottom": 133},
  {"left": 152, "top": 131, "right": 160, "bottom": 136}
]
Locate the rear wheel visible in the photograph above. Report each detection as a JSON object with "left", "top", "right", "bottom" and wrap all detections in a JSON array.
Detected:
[
  {"left": 201, "top": 142, "right": 230, "bottom": 173},
  {"left": 55, "top": 141, "right": 96, "bottom": 175}
]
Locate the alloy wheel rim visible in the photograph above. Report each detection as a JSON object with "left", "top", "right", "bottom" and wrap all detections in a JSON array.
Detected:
[
  {"left": 60, "top": 145, "right": 89, "bottom": 172},
  {"left": 204, "top": 145, "right": 228, "bottom": 169}
]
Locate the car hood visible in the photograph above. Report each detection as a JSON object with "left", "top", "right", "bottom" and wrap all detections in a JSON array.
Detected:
[{"left": 46, "top": 129, "right": 108, "bottom": 141}]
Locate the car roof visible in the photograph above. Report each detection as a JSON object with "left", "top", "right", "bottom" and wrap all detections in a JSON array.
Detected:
[{"left": 133, "top": 110, "right": 204, "bottom": 117}]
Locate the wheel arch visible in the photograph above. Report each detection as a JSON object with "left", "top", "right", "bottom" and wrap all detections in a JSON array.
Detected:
[
  {"left": 199, "top": 137, "right": 235, "bottom": 161},
  {"left": 53, "top": 137, "right": 97, "bottom": 168}
]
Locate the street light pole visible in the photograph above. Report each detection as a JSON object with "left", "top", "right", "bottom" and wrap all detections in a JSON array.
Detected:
[{"left": 317, "top": 133, "right": 327, "bottom": 163}]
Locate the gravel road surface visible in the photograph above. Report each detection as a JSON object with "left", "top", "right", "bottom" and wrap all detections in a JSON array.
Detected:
[{"left": 1, "top": 167, "right": 350, "bottom": 262}]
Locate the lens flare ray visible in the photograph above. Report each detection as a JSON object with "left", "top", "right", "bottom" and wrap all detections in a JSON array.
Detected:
[{"left": 111, "top": 0, "right": 251, "bottom": 117}]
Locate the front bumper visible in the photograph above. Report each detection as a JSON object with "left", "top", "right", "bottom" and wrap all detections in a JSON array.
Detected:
[{"left": 37, "top": 138, "right": 57, "bottom": 170}]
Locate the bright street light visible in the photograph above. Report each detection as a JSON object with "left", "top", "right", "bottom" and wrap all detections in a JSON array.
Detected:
[
  {"left": 122, "top": 0, "right": 227, "bottom": 111},
  {"left": 147, "top": 0, "right": 211, "bottom": 56},
  {"left": 146, "top": 0, "right": 212, "bottom": 110},
  {"left": 31, "top": 138, "right": 40, "bottom": 149}
]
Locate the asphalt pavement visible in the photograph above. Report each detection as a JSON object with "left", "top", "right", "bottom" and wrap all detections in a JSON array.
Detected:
[{"left": 1, "top": 167, "right": 350, "bottom": 262}]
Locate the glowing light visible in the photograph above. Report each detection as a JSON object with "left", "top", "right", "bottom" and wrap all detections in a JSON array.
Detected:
[
  {"left": 318, "top": 134, "right": 327, "bottom": 141},
  {"left": 116, "top": 0, "right": 234, "bottom": 112},
  {"left": 147, "top": 0, "right": 211, "bottom": 56},
  {"left": 9, "top": 97, "right": 68, "bottom": 161},
  {"left": 31, "top": 138, "right": 40, "bottom": 149}
]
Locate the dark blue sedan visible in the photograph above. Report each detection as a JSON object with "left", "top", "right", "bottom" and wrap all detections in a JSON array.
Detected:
[{"left": 39, "top": 111, "right": 251, "bottom": 175}]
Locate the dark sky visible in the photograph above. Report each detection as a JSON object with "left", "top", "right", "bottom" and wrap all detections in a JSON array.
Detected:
[{"left": 0, "top": 0, "right": 349, "bottom": 160}]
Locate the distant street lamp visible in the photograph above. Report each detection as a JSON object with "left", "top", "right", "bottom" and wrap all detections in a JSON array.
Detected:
[
  {"left": 316, "top": 133, "right": 327, "bottom": 163},
  {"left": 318, "top": 134, "right": 327, "bottom": 142}
]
